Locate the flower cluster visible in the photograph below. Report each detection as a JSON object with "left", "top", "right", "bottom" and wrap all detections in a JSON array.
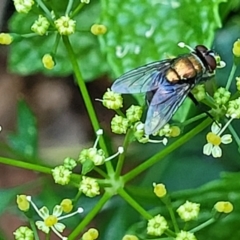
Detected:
[
  {"left": 16, "top": 195, "right": 84, "bottom": 239},
  {"left": 146, "top": 182, "right": 234, "bottom": 240}
]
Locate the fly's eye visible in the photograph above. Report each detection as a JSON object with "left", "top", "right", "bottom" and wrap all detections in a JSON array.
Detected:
[
  {"left": 204, "top": 54, "right": 217, "bottom": 71},
  {"left": 195, "top": 45, "right": 208, "bottom": 53}
]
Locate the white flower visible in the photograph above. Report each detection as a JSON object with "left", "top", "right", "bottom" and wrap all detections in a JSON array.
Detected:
[
  {"left": 27, "top": 196, "right": 83, "bottom": 239},
  {"left": 203, "top": 122, "right": 232, "bottom": 158}
]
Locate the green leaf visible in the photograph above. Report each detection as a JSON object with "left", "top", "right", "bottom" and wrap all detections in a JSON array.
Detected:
[
  {"left": 8, "top": 1, "right": 108, "bottom": 81},
  {"left": 7, "top": 100, "right": 37, "bottom": 158},
  {"left": 100, "top": 0, "right": 225, "bottom": 77},
  {"left": 81, "top": 159, "right": 95, "bottom": 175}
]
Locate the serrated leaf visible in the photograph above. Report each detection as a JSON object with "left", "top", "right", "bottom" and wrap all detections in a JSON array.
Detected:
[
  {"left": 8, "top": 1, "right": 108, "bottom": 81},
  {"left": 100, "top": 0, "right": 225, "bottom": 77},
  {"left": 7, "top": 100, "right": 37, "bottom": 158}
]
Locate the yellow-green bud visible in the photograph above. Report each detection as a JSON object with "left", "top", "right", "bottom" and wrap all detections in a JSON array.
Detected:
[
  {"left": 214, "top": 201, "right": 233, "bottom": 213},
  {"left": 233, "top": 39, "right": 240, "bottom": 57},
  {"left": 0, "top": 33, "right": 13, "bottom": 45},
  {"left": 42, "top": 54, "right": 55, "bottom": 69},
  {"left": 91, "top": 24, "right": 107, "bottom": 35},
  {"left": 153, "top": 183, "right": 167, "bottom": 198},
  {"left": 60, "top": 199, "right": 73, "bottom": 213},
  {"left": 16, "top": 195, "right": 30, "bottom": 211}
]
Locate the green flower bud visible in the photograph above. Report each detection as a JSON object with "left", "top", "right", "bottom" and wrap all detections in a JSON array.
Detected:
[
  {"left": 111, "top": 115, "right": 129, "bottom": 134},
  {"left": 126, "top": 105, "right": 143, "bottom": 123}
]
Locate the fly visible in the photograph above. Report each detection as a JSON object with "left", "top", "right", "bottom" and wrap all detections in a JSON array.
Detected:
[{"left": 111, "top": 43, "right": 218, "bottom": 135}]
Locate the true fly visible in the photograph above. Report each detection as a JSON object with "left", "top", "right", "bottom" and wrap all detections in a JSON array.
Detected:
[{"left": 111, "top": 44, "right": 218, "bottom": 135}]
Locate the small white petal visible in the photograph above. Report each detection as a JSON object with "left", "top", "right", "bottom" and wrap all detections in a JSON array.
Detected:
[
  {"left": 211, "top": 122, "right": 221, "bottom": 134},
  {"left": 212, "top": 146, "right": 222, "bottom": 158},
  {"left": 36, "top": 221, "right": 50, "bottom": 233},
  {"left": 221, "top": 134, "right": 232, "bottom": 144},
  {"left": 203, "top": 143, "right": 213, "bottom": 156},
  {"left": 96, "top": 129, "right": 103, "bottom": 135},
  {"left": 54, "top": 222, "right": 65, "bottom": 232},
  {"left": 53, "top": 205, "right": 63, "bottom": 217},
  {"left": 118, "top": 146, "right": 124, "bottom": 153},
  {"left": 39, "top": 206, "right": 50, "bottom": 218}
]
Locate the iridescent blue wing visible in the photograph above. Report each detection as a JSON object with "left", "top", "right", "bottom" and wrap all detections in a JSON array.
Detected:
[
  {"left": 145, "top": 82, "right": 192, "bottom": 135},
  {"left": 111, "top": 60, "right": 172, "bottom": 93}
]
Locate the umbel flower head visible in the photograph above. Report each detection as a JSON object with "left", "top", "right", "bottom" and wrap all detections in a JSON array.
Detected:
[
  {"left": 175, "top": 230, "right": 197, "bottom": 240},
  {"left": 13, "top": 0, "right": 34, "bottom": 13},
  {"left": 31, "top": 15, "right": 50, "bottom": 35},
  {"left": 99, "top": 88, "right": 123, "bottom": 110},
  {"left": 13, "top": 226, "right": 34, "bottom": 240},
  {"left": 42, "top": 54, "right": 55, "bottom": 70},
  {"left": 147, "top": 214, "right": 168, "bottom": 236},
  {"left": 176, "top": 201, "right": 200, "bottom": 222},
  {"left": 79, "top": 176, "right": 100, "bottom": 197},
  {"left": 54, "top": 15, "right": 76, "bottom": 35}
]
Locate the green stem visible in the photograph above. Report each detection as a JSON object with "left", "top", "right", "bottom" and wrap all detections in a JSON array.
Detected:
[
  {"left": 226, "top": 63, "right": 237, "bottom": 90},
  {"left": 190, "top": 218, "right": 216, "bottom": 232},
  {"left": 71, "top": 3, "right": 85, "bottom": 18},
  {"left": 164, "top": 197, "right": 179, "bottom": 233},
  {"left": 65, "top": 0, "right": 74, "bottom": 15},
  {"left": 228, "top": 123, "right": 240, "bottom": 147},
  {"left": 123, "top": 118, "right": 212, "bottom": 183},
  {"left": 52, "top": 34, "right": 60, "bottom": 55},
  {"left": 68, "top": 192, "right": 111, "bottom": 240},
  {"left": 35, "top": 0, "right": 54, "bottom": 25},
  {"left": 62, "top": 36, "right": 114, "bottom": 174},
  {"left": 115, "top": 128, "right": 132, "bottom": 178},
  {"left": 0, "top": 157, "right": 52, "bottom": 174},
  {"left": 118, "top": 188, "right": 152, "bottom": 219},
  {"left": 94, "top": 166, "right": 109, "bottom": 179},
  {"left": 181, "top": 113, "right": 207, "bottom": 126},
  {"left": 29, "top": 218, "right": 40, "bottom": 240}
]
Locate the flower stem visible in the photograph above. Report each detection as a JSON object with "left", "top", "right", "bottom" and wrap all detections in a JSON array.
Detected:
[
  {"left": 62, "top": 36, "right": 114, "bottom": 174},
  {"left": 118, "top": 188, "right": 152, "bottom": 219},
  {"left": 228, "top": 123, "right": 240, "bottom": 148},
  {"left": 35, "top": 0, "right": 54, "bottom": 25},
  {"left": 226, "top": 63, "right": 237, "bottom": 90},
  {"left": 65, "top": 0, "right": 74, "bottom": 15},
  {"left": 68, "top": 192, "right": 111, "bottom": 240},
  {"left": 115, "top": 128, "right": 132, "bottom": 178},
  {"left": 70, "top": 3, "right": 85, "bottom": 18},
  {"left": 181, "top": 112, "right": 207, "bottom": 126},
  {"left": 123, "top": 118, "right": 212, "bottom": 183},
  {"left": 29, "top": 218, "right": 40, "bottom": 240},
  {"left": 0, "top": 157, "right": 52, "bottom": 174},
  {"left": 190, "top": 218, "right": 216, "bottom": 232}
]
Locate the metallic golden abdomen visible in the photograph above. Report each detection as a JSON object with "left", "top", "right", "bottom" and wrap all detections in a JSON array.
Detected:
[{"left": 166, "top": 55, "right": 203, "bottom": 83}]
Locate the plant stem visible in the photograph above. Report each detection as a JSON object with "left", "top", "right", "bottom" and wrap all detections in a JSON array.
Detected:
[
  {"left": 71, "top": 3, "right": 85, "bottom": 18},
  {"left": 0, "top": 157, "right": 52, "bottom": 174},
  {"left": 62, "top": 36, "right": 114, "bottom": 174},
  {"left": 190, "top": 218, "right": 216, "bottom": 232},
  {"left": 228, "top": 123, "right": 240, "bottom": 148},
  {"left": 181, "top": 113, "right": 207, "bottom": 126},
  {"left": 29, "top": 218, "right": 40, "bottom": 240},
  {"left": 118, "top": 188, "right": 152, "bottom": 219},
  {"left": 65, "top": 0, "right": 74, "bottom": 15},
  {"left": 226, "top": 63, "right": 237, "bottom": 90},
  {"left": 68, "top": 192, "right": 111, "bottom": 240},
  {"left": 115, "top": 128, "right": 132, "bottom": 178},
  {"left": 35, "top": 0, "right": 54, "bottom": 25},
  {"left": 123, "top": 118, "right": 212, "bottom": 183}
]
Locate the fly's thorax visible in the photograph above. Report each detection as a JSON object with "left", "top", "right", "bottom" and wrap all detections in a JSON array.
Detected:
[{"left": 165, "top": 54, "right": 206, "bottom": 84}]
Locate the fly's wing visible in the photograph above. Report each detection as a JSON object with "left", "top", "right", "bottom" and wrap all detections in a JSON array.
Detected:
[
  {"left": 145, "top": 82, "right": 192, "bottom": 135},
  {"left": 111, "top": 60, "right": 172, "bottom": 94}
]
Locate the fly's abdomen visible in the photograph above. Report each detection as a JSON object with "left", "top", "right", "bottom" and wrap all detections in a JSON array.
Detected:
[{"left": 165, "top": 54, "right": 204, "bottom": 83}]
